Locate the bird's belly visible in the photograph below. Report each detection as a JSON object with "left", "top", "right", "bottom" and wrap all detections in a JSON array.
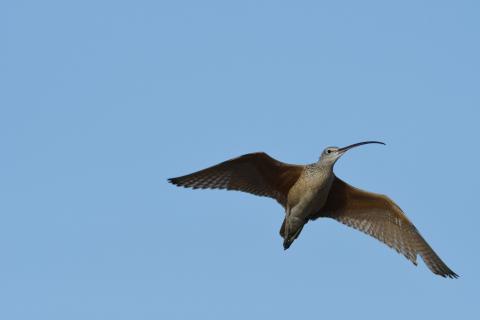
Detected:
[
  {"left": 288, "top": 182, "right": 332, "bottom": 220},
  {"left": 293, "top": 191, "right": 327, "bottom": 217}
]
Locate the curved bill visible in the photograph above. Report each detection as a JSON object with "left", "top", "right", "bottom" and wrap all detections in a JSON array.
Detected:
[{"left": 338, "top": 141, "right": 385, "bottom": 153}]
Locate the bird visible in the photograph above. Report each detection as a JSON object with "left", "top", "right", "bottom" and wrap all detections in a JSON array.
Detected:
[{"left": 168, "top": 141, "right": 458, "bottom": 278}]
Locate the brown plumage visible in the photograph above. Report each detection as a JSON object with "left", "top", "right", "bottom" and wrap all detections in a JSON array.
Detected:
[
  {"left": 169, "top": 153, "right": 303, "bottom": 207},
  {"left": 169, "top": 143, "right": 458, "bottom": 278}
]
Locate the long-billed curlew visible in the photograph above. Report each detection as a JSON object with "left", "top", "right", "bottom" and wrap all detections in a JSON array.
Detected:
[{"left": 168, "top": 141, "right": 457, "bottom": 278}]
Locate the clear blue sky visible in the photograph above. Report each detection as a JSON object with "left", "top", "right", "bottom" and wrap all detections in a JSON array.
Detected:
[{"left": 2, "top": 1, "right": 479, "bottom": 319}]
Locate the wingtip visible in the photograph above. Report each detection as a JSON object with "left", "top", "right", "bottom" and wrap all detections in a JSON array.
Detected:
[
  {"left": 167, "top": 177, "right": 191, "bottom": 188},
  {"left": 438, "top": 270, "right": 459, "bottom": 279}
]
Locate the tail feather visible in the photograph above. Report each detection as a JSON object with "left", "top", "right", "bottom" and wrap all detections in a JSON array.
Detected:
[
  {"left": 281, "top": 219, "right": 305, "bottom": 250},
  {"left": 279, "top": 219, "right": 286, "bottom": 238}
]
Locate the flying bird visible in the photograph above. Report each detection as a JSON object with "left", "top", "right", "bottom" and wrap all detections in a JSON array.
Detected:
[{"left": 168, "top": 141, "right": 457, "bottom": 278}]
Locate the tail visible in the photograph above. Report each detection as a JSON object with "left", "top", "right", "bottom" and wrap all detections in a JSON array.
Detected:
[{"left": 280, "top": 218, "right": 305, "bottom": 250}]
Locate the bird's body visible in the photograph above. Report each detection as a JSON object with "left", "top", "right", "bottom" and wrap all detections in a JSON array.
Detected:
[
  {"left": 168, "top": 141, "right": 458, "bottom": 278},
  {"left": 284, "top": 163, "right": 335, "bottom": 248}
]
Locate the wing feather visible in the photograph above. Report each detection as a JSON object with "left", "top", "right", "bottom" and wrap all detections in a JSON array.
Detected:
[
  {"left": 168, "top": 152, "right": 304, "bottom": 207},
  {"left": 314, "top": 177, "right": 457, "bottom": 278}
]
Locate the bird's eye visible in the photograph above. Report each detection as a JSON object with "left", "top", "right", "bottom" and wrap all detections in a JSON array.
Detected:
[{"left": 327, "top": 149, "right": 332, "bottom": 154}]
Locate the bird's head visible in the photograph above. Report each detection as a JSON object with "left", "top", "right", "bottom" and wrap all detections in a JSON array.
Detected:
[{"left": 319, "top": 141, "right": 386, "bottom": 165}]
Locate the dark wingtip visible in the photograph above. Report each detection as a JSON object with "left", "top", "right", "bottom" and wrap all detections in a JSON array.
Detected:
[
  {"left": 167, "top": 177, "right": 178, "bottom": 185},
  {"left": 168, "top": 177, "right": 192, "bottom": 189},
  {"left": 439, "top": 270, "right": 459, "bottom": 279}
]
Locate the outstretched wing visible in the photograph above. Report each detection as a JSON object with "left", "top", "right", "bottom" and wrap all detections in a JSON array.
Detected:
[
  {"left": 168, "top": 152, "right": 304, "bottom": 207},
  {"left": 314, "top": 177, "right": 457, "bottom": 278}
]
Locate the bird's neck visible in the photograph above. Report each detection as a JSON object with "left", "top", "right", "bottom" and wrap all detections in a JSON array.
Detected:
[
  {"left": 314, "top": 159, "right": 335, "bottom": 172},
  {"left": 308, "top": 161, "right": 335, "bottom": 177}
]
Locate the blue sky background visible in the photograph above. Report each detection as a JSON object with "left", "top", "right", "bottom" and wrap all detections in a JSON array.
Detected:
[{"left": 2, "top": 1, "right": 479, "bottom": 319}]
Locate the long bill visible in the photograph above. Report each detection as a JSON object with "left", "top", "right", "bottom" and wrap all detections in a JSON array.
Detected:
[{"left": 338, "top": 141, "right": 386, "bottom": 153}]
